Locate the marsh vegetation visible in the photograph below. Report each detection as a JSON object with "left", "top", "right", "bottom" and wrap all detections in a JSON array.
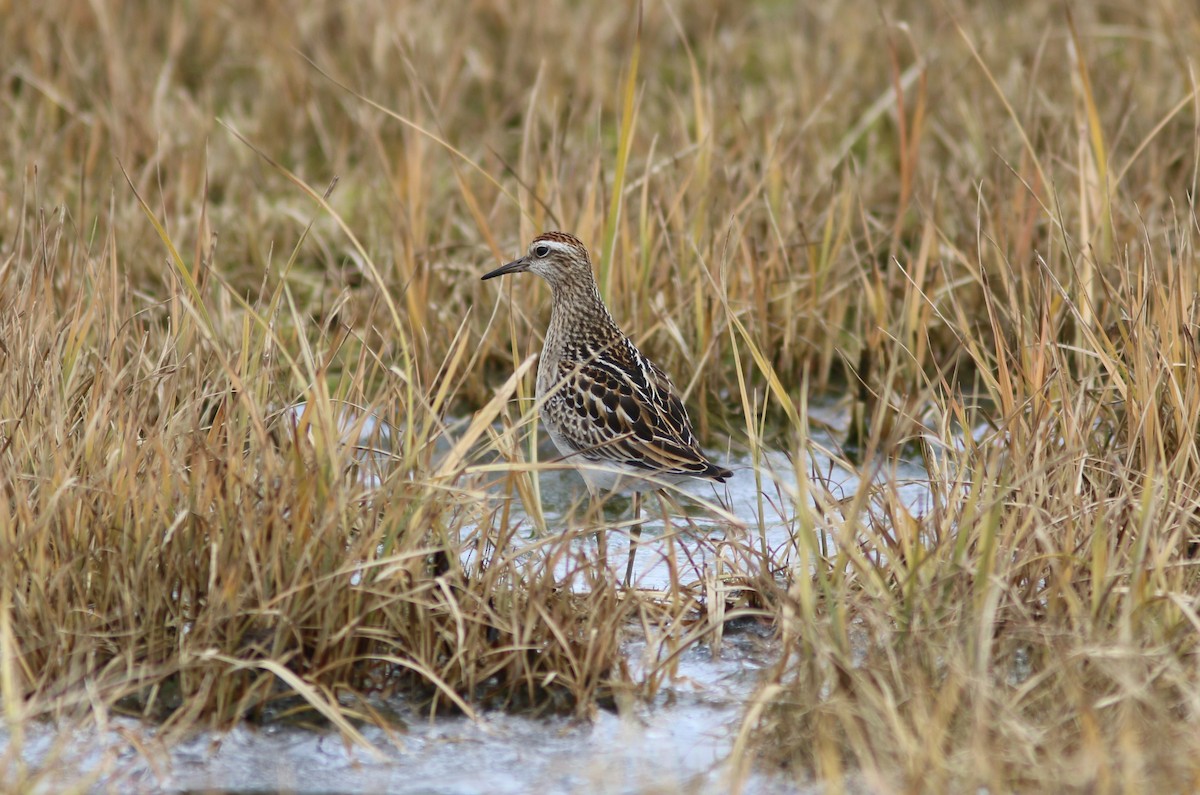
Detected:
[{"left": 2, "top": 1, "right": 1200, "bottom": 791}]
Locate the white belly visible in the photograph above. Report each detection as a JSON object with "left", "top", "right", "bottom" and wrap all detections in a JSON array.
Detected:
[{"left": 542, "top": 416, "right": 681, "bottom": 495}]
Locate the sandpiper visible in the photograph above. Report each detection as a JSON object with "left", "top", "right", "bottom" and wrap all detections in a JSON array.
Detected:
[{"left": 482, "top": 231, "right": 731, "bottom": 586}]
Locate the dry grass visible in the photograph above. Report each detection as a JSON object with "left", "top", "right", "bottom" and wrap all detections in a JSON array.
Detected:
[{"left": 3, "top": 0, "right": 1200, "bottom": 791}]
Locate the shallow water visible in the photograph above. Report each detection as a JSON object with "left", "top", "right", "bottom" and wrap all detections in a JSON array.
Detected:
[
  {"left": 3, "top": 402, "right": 929, "bottom": 794},
  {"left": 509, "top": 402, "right": 931, "bottom": 593},
  {"left": 5, "top": 628, "right": 801, "bottom": 795}
]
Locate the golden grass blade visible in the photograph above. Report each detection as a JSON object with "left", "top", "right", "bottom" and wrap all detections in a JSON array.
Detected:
[
  {"left": 956, "top": 22, "right": 1054, "bottom": 222},
  {"left": 600, "top": 2, "right": 642, "bottom": 295},
  {"left": 206, "top": 655, "right": 379, "bottom": 754},
  {"left": 436, "top": 353, "right": 537, "bottom": 479},
  {"left": 0, "top": 595, "right": 25, "bottom": 776},
  {"left": 726, "top": 305, "right": 801, "bottom": 430},
  {"left": 298, "top": 52, "right": 526, "bottom": 247},
  {"left": 1113, "top": 89, "right": 1196, "bottom": 189},
  {"left": 218, "top": 120, "right": 415, "bottom": 376},
  {"left": 373, "top": 656, "right": 479, "bottom": 720},
  {"left": 117, "top": 160, "right": 216, "bottom": 336}
]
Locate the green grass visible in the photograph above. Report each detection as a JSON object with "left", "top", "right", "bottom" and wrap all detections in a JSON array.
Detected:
[{"left": 3, "top": 0, "right": 1200, "bottom": 791}]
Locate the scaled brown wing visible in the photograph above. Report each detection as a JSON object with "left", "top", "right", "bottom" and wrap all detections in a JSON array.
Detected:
[{"left": 549, "top": 342, "right": 718, "bottom": 478}]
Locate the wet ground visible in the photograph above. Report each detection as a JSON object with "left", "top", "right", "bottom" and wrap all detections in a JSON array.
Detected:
[
  {"left": 2, "top": 403, "right": 929, "bottom": 794},
  {"left": 5, "top": 625, "right": 800, "bottom": 795}
]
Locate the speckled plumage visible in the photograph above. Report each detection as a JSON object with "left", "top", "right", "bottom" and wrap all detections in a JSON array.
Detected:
[{"left": 483, "top": 231, "right": 731, "bottom": 494}]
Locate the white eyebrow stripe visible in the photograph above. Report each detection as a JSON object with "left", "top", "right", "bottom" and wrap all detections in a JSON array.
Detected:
[{"left": 538, "top": 241, "right": 570, "bottom": 253}]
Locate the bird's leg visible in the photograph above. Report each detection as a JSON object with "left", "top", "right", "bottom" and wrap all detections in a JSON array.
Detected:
[
  {"left": 596, "top": 527, "right": 608, "bottom": 578},
  {"left": 657, "top": 490, "right": 681, "bottom": 606},
  {"left": 623, "top": 491, "right": 642, "bottom": 588},
  {"left": 589, "top": 490, "right": 608, "bottom": 578}
]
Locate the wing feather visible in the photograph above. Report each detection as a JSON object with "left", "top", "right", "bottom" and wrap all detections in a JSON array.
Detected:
[{"left": 544, "top": 338, "right": 729, "bottom": 481}]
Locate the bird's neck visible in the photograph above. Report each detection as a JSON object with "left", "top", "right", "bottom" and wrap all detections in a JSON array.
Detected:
[{"left": 543, "top": 279, "right": 623, "bottom": 357}]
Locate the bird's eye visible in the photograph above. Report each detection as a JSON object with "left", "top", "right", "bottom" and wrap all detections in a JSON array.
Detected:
[{"left": 533, "top": 244, "right": 550, "bottom": 258}]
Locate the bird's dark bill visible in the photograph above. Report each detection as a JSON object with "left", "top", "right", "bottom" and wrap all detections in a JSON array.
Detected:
[{"left": 481, "top": 258, "right": 530, "bottom": 280}]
